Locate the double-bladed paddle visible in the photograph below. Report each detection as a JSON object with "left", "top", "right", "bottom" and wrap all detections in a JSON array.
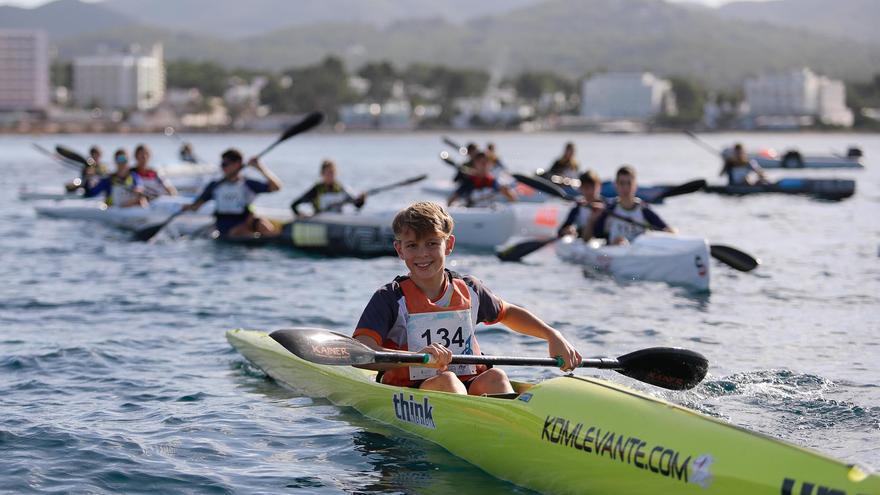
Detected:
[
  {"left": 32, "top": 143, "right": 83, "bottom": 172},
  {"left": 269, "top": 328, "right": 709, "bottom": 391},
  {"left": 320, "top": 174, "right": 428, "bottom": 211},
  {"left": 55, "top": 145, "right": 94, "bottom": 168},
  {"left": 500, "top": 174, "right": 760, "bottom": 271},
  {"left": 133, "top": 112, "right": 325, "bottom": 242},
  {"left": 442, "top": 136, "right": 468, "bottom": 156}
]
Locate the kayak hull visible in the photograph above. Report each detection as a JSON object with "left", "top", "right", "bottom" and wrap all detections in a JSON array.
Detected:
[
  {"left": 556, "top": 233, "right": 711, "bottom": 291},
  {"left": 704, "top": 178, "right": 855, "bottom": 201},
  {"left": 425, "top": 179, "right": 680, "bottom": 204},
  {"left": 220, "top": 212, "right": 397, "bottom": 258},
  {"left": 750, "top": 153, "right": 864, "bottom": 169},
  {"left": 227, "top": 329, "right": 880, "bottom": 495}
]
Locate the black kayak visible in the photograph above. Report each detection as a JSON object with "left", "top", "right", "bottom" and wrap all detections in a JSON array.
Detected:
[
  {"left": 216, "top": 213, "right": 396, "bottom": 257},
  {"left": 703, "top": 178, "right": 855, "bottom": 201}
]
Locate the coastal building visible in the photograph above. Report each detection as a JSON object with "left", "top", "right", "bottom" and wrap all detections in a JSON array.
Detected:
[
  {"left": 0, "top": 30, "right": 50, "bottom": 112},
  {"left": 338, "top": 100, "right": 415, "bottom": 130},
  {"left": 73, "top": 44, "right": 165, "bottom": 111},
  {"left": 580, "top": 72, "right": 676, "bottom": 122},
  {"left": 744, "top": 68, "right": 853, "bottom": 128},
  {"left": 452, "top": 86, "right": 533, "bottom": 129}
]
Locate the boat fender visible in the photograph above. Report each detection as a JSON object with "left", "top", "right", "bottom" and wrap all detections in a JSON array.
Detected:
[{"left": 782, "top": 150, "right": 803, "bottom": 168}]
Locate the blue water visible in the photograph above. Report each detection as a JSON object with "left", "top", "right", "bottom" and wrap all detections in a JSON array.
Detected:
[{"left": 1, "top": 132, "right": 878, "bottom": 493}]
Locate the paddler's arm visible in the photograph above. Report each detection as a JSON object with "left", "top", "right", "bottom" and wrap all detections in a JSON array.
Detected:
[
  {"left": 352, "top": 335, "right": 452, "bottom": 371},
  {"left": 248, "top": 158, "right": 281, "bottom": 192},
  {"left": 644, "top": 207, "right": 676, "bottom": 234},
  {"left": 160, "top": 174, "right": 178, "bottom": 196},
  {"left": 290, "top": 185, "right": 318, "bottom": 217},
  {"left": 497, "top": 304, "right": 581, "bottom": 372},
  {"left": 581, "top": 208, "right": 605, "bottom": 242},
  {"left": 499, "top": 184, "right": 517, "bottom": 202}
]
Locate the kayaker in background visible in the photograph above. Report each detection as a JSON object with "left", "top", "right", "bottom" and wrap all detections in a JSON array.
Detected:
[
  {"left": 89, "top": 148, "right": 147, "bottom": 208},
  {"left": 447, "top": 152, "right": 517, "bottom": 207},
  {"left": 452, "top": 142, "right": 480, "bottom": 185},
  {"left": 486, "top": 142, "right": 506, "bottom": 171},
  {"left": 290, "top": 160, "right": 366, "bottom": 217},
  {"left": 557, "top": 169, "right": 605, "bottom": 238},
  {"left": 132, "top": 144, "right": 178, "bottom": 198},
  {"left": 181, "top": 148, "right": 282, "bottom": 238},
  {"left": 720, "top": 143, "right": 767, "bottom": 185},
  {"left": 586, "top": 165, "right": 674, "bottom": 245},
  {"left": 352, "top": 201, "right": 582, "bottom": 395},
  {"left": 179, "top": 143, "right": 198, "bottom": 164},
  {"left": 543, "top": 141, "right": 579, "bottom": 178},
  {"left": 65, "top": 146, "right": 108, "bottom": 194}
]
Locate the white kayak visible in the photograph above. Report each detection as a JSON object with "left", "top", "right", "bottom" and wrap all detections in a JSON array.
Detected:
[
  {"left": 368, "top": 202, "right": 568, "bottom": 249},
  {"left": 34, "top": 197, "right": 215, "bottom": 235},
  {"left": 34, "top": 196, "right": 293, "bottom": 236},
  {"left": 18, "top": 174, "right": 211, "bottom": 201},
  {"left": 421, "top": 180, "right": 549, "bottom": 203},
  {"left": 156, "top": 161, "right": 217, "bottom": 177},
  {"left": 555, "top": 233, "right": 711, "bottom": 291}
]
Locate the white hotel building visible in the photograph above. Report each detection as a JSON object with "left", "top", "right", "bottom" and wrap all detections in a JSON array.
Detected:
[
  {"left": 744, "top": 68, "right": 853, "bottom": 128},
  {"left": 73, "top": 44, "right": 166, "bottom": 111},
  {"left": 580, "top": 72, "right": 676, "bottom": 122},
  {"left": 0, "top": 30, "right": 50, "bottom": 112}
]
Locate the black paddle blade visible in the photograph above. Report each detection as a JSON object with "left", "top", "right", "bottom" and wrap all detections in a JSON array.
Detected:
[
  {"left": 55, "top": 145, "right": 90, "bottom": 166},
  {"left": 656, "top": 179, "right": 708, "bottom": 201},
  {"left": 133, "top": 224, "right": 165, "bottom": 242},
  {"left": 615, "top": 347, "right": 708, "bottom": 390},
  {"left": 496, "top": 238, "right": 556, "bottom": 262},
  {"left": 512, "top": 174, "right": 571, "bottom": 200},
  {"left": 281, "top": 111, "right": 324, "bottom": 141},
  {"left": 270, "top": 328, "right": 375, "bottom": 366},
  {"left": 710, "top": 245, "right": 760, "bottom": 272}
]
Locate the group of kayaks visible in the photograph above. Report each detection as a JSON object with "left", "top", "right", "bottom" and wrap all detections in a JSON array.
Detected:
[{"left": 23, "top": 129, "right": 877, "bottom": 494}]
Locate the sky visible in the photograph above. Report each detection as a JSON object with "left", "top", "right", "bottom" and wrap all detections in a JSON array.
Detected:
[{"left": 1, "top": 0, "right": 770, "bottom": 7}]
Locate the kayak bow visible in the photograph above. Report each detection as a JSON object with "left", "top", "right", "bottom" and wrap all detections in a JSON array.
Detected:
[{"left": 227, "top": 329, "right": 879, "bottom": 495}]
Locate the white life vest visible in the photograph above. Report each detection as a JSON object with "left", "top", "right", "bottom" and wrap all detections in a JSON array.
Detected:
[
  {"left": 109, "top": 174, "right": 139, "bottom": 208},
  {"left": 317, "top": 191, "right": 349, "bottom": 212},
  {"left": 213, "top": 180, "right": 257, "bottom": 215},
  {"left": 606, "top": 202, "right": 648, "bottom": 243}
]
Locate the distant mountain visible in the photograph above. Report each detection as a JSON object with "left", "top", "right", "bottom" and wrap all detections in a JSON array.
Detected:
[
  {"left": 0, "top": 0, "right": 136, "bottom": 39},
  {"left": 55, "top": 0, "right": 880, "bottom": 87},
  {"left": 101, "top": 0, "right": 542, "bottom": 38},
  {"left": 718, "top": 0, "right": 880, "bottom": 46}
]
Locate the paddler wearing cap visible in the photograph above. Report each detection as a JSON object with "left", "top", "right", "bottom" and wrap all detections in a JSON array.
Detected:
[{"left": 181, "top": 148, "right": 282, "bottom": 238}]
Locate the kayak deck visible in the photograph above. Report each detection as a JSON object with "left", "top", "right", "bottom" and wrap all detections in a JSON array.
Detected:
[
  {"left": 704, "top": 178, "right": 855, "bottom": 201},
  {"left": 227, "top": 329, "right": 879, "bottom": 495},
  {"left": 556, "top": 233, "right": 711, "bottom": 291}
]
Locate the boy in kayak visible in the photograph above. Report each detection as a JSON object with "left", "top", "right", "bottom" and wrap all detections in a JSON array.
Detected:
[
  {"left": 353, "top": 201, "right": 581, "bottom": 395},
  {"left": 182, "top": 148, "right": 282, "bottom": 238},
  {"left": 65, "top": 146, "right": 108, "bottom": 194},
  {"left": 90, "top": 148, "right": 147, "bottom": 208},
  {"left": 720, "top": 143, "right": 767, "bottom": 185},
  {"left": 132, "top": 144, "right": 177, "bottom": 198},
  {"left": 586, "top": 165, "right": 675, "bottom": 245},
  {"left": 543, "top": 142, "right": 579, "bottom": 178},
  {"left": 557, "top": 169, "right": 605, "bottom": 238},
  {"left": 290, "top": 160, "right": 365, "bottom": 217},
  {"left": 447, "top": 152, "right": 516, "bottom": 207}
]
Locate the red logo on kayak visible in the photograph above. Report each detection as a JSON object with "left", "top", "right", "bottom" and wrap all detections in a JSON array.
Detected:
[{"left": 694, "top": 255, "right": 707, "bottom": 277}]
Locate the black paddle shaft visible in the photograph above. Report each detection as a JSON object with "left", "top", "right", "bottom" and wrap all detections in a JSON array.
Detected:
[{"left": 270, "top": 328, "right": 708, "bottom": 391}]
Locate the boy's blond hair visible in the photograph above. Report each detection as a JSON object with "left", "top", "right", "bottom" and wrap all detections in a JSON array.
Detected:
[{"left": 392, "top": 202, "right": 454, "bottom": 240}]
